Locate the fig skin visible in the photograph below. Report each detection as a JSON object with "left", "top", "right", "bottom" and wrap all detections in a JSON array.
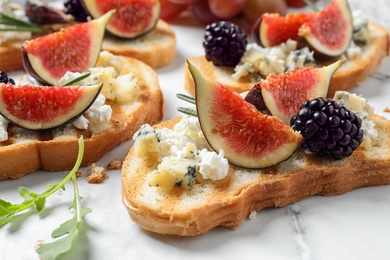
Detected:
[
  {"left": 298, "top": 0, "right": 353, "bottom": 58},
  {"left": 22, "top": 10, "right": 114, "bottom": 85},
  {"left": 187, "top": 60, "right": 303, "bottom": 169},
  {"left": 0, "top": 83, "right": 103, "bottom": 131},
  {"left": 81, "top": 0, "right": 161, "bottom": 39},
  {"left": 260, "top": 60, "right": 343, "bottom": 124}
]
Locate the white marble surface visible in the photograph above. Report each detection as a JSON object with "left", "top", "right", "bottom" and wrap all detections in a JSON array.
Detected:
[{"left": 1, "top": 0, "right": 390, "bottom": 259}]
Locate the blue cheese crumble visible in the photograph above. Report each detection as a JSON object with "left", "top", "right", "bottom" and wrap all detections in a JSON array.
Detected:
[
  {"left": 232, "top": 40, "right": 315, "bottom": 81},
  {"left": 133, "top": 115, "right": 230, "bottom": 188}
]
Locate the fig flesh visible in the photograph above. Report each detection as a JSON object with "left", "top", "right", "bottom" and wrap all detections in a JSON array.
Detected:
[
  {"left": 0, "top": 83, "right": 103, "bottom": 130},
  {"left": 298, "top": 0, "right": 353, "bottom": 57},
  {"left": 253, "top": 12, "right": 314, "bottom": 47},
  {"left": 187, "top": 61, "right": 303, "bottom": 169},
  {"left": 22, "top": 10, "right": 114, "bottom": 85},
  {"left": 260, "top": 60, "right": 343, "bottom": 124},
  {"left": 81, "top": 0, "right": 161, "bottom": 39}
]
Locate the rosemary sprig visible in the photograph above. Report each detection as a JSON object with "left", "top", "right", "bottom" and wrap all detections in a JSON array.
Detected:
[
  {"left": 177, "top": 107, "right": 197, "bottom": 117},
  {"left": 176, "top": 93, "right": 197, "bottom": 117},
  {"left": 0, "top": 13, "right": 48, "bottom": 33},
  {"left": 176, "top": 93, "right": 196, "bottom": 104}
]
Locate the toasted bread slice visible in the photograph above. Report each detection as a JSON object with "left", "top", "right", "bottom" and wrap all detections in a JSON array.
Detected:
[
  {"left": 0, "top": 19, "right": 176, "bottom": 72},
  {"left": 102, "top": 20, "right": 176, "bottom": 69},
  {"left": 122, "top": 115, "right": 390, "bottom": 236},
  {"left": 184, "top": 22, "right": 389, "bottom": 97},
  {"left": 0, "top": 53, "right": 163, "bottom": 180}
]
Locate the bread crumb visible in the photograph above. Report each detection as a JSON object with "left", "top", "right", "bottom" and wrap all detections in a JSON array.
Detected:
[
  {"left": 87, "top": 163, "right": 109, "bottom": 184},
  {"left": 76, "top": 171, "right": 83, "bottom": 178},
  {"left": 249, "top": 211, "right": 257, "bottom": 220},
  {"left": 107, "top": 159, "right": 123, "bottom": 170},
  {"left": 384, "top": 107, "right": 390, "bottom": 113}
]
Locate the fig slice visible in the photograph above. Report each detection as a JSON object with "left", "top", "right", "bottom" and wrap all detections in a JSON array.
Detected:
[
  {"left": 187, "top": 61, "right": 303, "bottom": 169},
  {"left": 0, "top": 83, "right": 103, "bottom": 130},
  {"left": 253, "top": 12, "right": 315, "bottom": 47},
  {"left": 260, "top": 60, "right": 343, "bottom": 124},
  {"left": 298, "top": 0, "right": 353, "bottom": 57},
  {"left": 81, "top": 0, "right": 161, "bottom": 39},
  {"left": 22, "top": 10, "right": 114, "bottom": 85}
]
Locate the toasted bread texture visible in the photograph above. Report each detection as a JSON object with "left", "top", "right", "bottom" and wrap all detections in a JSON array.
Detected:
[
  {"left": 184, "top": 23, "right": 389, "bottom": 97},
  {"left": 122, "top": 115, "right": 390, "bottom": 236},
  {"left": 102, "top": 20, "right": 176, "bottom": 69},
  {"left": 0, "top": 19, "right": 176, "bottom": 72},
  {"left": 0, "top": 53, "right": 163, "bottom": 180}
]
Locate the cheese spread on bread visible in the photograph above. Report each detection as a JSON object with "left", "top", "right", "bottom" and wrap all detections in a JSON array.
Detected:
[{"left": 133, "top": 115, "right": 229, "bottom": 188}]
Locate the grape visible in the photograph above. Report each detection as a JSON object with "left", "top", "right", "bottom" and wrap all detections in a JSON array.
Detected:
[
  {"left": 207, "top": 0, "right": 246, "bottom": 19},
  {"left": 161, "top": 0, "right": 188, "bottom": 21},
  {"left": 243, "top": 0, "right": 288, "bottom": 25},
  {"left": 191, "top": 0, "right": 219, "bottom": 25},
  {"left": 169, "top": 0, "right": 200, "bottom": 4},
  {"left": 285, "top": 0, "right": 318, "bottom": 8}
]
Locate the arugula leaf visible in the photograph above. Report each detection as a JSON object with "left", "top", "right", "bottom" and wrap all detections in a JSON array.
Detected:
[
  {"left": 0, "top": 136, "right": 89, "bottom": 259},
  {"left": 0, "top": 136, "right": 85, "bottom": 226},
  {"left": 35, "top": 175, "right": 91, "bottom": 260}
]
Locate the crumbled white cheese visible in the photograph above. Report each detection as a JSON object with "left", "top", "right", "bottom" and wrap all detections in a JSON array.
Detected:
[
  {"left": 133, "top": 124, "right": 160, "bottom": 158},
  {"left": 285, "top": 47, "right": 315, "bottom": 71},
  {"left": 345, "top": 41, "right": 362, "bottom": 59},
  {"left": 198, "top": 149, "right": 229, "bottom": 181},
  {"left": 352, "top": 10, "right": 369, "bottom": 44},
  {"left": 232, "top": 40, "right": 315, "bottom": 81},
  {"left": 72, "top": 94, "right": 112, "bottom": 129},
  {"left": 133, "top": 115, "right": 230, "bottom": 188},
  {"left": 0, "top": 115, "right": 9, "bottom": 142}
]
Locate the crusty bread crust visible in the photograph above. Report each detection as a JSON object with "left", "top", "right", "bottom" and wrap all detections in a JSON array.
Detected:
[
  {"left": 122, "top": 115, "right": 390, "bottom": 236},
  {"left": 0, "top": 43, "right": 25, "bottom": 72},
  {"left": 184, "top": 22, "right": 389, "bottom": 97},
  {"left": 0, "top": 55, "right": 164, "bottom": 180},
  {"left": 0, "top": 19, "right": 176, "bottom": 72}
]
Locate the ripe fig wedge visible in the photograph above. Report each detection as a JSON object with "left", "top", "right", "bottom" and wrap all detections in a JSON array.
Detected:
[
  {"left": 298, "top": 0, "right": 353, "bottom": 57},
  {"left": 260, "top": 60, "right": 343, "bottom": 124},
  {"left": 22, "top": 10, "right": 114, "bottom": 85},
  {"left": 82, "top": 0, "right": 161, "bottom": 39},
  {"left": 253, "top": 12, "right": 314, "bottom": 47},
  {"left": 187, "top": 60, "right": 303, "bottom": 169},
  {"left": 0, "top": 83, "right": 103, "bottom": 130}
]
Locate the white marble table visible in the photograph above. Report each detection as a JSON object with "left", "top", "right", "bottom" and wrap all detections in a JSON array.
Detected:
[{"left": 1, "top": 0, "right": 390, "bottom": 259}]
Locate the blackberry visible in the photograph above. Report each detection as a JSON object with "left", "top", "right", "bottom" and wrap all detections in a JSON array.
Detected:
[
  {"left": 0, "top": 72, "right": 15, "bottom": 84},
  {"left": 63, "top": 0, "right": 90, "bottom": 22},
  {"left": 203, "top": 21, "right": 247, "bottom": 67},
  {"left": 290, "top": 97, "right": 364, "bottom": 160}
]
